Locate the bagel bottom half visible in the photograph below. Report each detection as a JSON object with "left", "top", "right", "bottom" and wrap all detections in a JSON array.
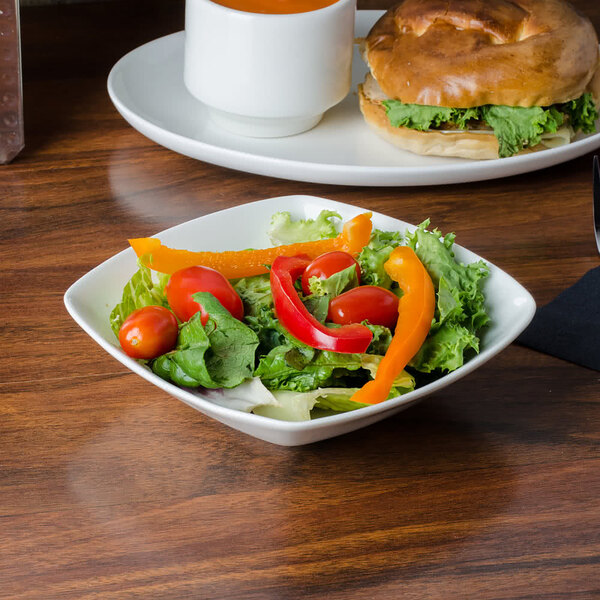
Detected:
[{"left": 358, "top": 85, "right": 509, "bottom": 160}]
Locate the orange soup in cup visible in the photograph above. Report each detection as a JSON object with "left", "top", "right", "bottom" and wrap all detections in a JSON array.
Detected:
[{"left": 210, "top": 0, "right": 339, "bottom": 14}]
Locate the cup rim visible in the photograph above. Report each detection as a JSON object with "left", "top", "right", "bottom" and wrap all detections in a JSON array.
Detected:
[{"left": 192, "top": 0, "right": 354, "bottom": 18}]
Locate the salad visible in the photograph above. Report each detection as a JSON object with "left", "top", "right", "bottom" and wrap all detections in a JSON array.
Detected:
[{"left": 110, "top": 211, "right": 490, "bottom": 421}]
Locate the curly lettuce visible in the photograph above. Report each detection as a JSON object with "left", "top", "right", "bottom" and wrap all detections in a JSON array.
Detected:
[
  {"left": 109, "top": 261, "right": 170, "bottom": 336},
  {"left": 382, "top": 92, "right": 598, "bottom": 158},
  {"left": 480, "top": 105, "right": 563, "bottom": 158},
  {"left": 253, "top": 355, "right": 415, "bottom": 421},
  {"left": 358, "top": 229, "right": 403, "bottom": 292},
  {"left": 559, "top": 93, "right": 598, "bottom": 133},
  {"left": 405, "top": 221, "right": 490, "bottom": 373},
  {"left": 268, "top": 210, "right": 341, "bottom": 244}
]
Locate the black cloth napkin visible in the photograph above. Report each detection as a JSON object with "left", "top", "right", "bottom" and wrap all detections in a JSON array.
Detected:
[{"left": 517, "top": 266, "right": 600, "bottom": 371}]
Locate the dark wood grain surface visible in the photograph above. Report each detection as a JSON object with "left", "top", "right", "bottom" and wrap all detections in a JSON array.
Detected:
[{"left": 2, "top": 1, "right": 599, "bottom": 598}]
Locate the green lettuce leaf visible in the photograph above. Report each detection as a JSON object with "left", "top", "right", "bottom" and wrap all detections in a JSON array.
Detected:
[
  {"left": 409, "top": 322, "right": 479, "bottom": 374},
  {"left": 253, "top": 388, "right": 368, "bottom": 421},
  {"left": 313, "top": 390, "right": 369, "bottom": 413},
  {"left": 151, "top": 292, "right": 259, "bottom": 388},
  {"left": 254, "top": 341, "right": 416, "bottom": 397},
  {"left": 254, "top": 346, "right": 369, "bottom": 392},
  {"left": 151, "top": 314, "right": 211, "bottom": 387},
  {"left": 268, "top": 210, "right": 341, "bottom": 244},
  {"left": 302, "top": 294, "right": 330, "bottom": 324},
  {"left": 357, "top": 229, "right": 403, "bottom": 291},
  {"left": 253, "top": 352, "right": 418, "bottom": 421},
  {"left": 364, "top": 323, "right": 393, "bottom": 355},
  {"left": 384, "top": 101, "right": 458, "bottom": 130},
  {"left": 243, "top": 306, "right": 289, "bottom": 356},
  {"left": 382, "top": 95, "right": 596, "bottom": 158},
  {"left": 233, "top": 273, "right": 273, "bottom": 316},
  {"left": 405, "top": 221, "right": 490, "bottom": 373},
  {"left": 302, "top": 263, "right": 359, "bottom": 323},
  {"left": 234, "top": 274, "right": 295, "bottom": 354},
  {"left": 152, "top": 353, "right": 203, "bottom": 388},
  {"left": 453, "top": 107, "right": 482, "bottom": 129},
  {"left": 480, "top": 104, "right": 563, "bottom": 158},
  {"left": 307, "top": 263, "right": 358, "bottom": 297},
  {"left": 109, "top": 261, "right": 170, "bottom": 336},
  {"left": 559, "top": 92, "right": 598, "bottom": 134},
  {"left": 383, "top": 100, "right": 481, "bottom": 131}
]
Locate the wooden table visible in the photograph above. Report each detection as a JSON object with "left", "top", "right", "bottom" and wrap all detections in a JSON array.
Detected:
[{"left": 2, "top": 1, "right": 599, "bottom": 597}]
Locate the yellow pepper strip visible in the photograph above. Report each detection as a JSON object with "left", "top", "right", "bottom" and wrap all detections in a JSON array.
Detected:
[
  {"left": 350, "top": 246, "right": 435, "bottom": 405},
  {"left": 128, "top": 213, "right": 373, "bottom": 279}
]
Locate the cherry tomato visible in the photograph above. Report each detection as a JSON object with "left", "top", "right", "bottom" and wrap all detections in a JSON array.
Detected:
[
  {"left": 166, "top": 265, "right": 244, "bottom": 324},
  {"left": 119, "top": 305, "right": 178, "bottom": 360},
  {"left": 328, "top": 286, "right": 399, "bottom": 329},
  {"left": 301, "top": 251, "right": 361, "bottom": 296}
]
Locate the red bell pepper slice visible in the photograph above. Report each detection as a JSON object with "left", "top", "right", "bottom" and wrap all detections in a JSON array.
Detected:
[{"left": 270, "top": 255, "right": 373, "bottom": 354}]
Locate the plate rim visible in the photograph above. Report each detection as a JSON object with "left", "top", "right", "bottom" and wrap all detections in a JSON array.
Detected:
[{"left": 106, "top": 14, "right": 600, "bottom": 187}]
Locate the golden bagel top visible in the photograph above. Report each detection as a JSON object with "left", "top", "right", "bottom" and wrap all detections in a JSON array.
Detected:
[{"left": 364, "top": 0, "right": 600, "bottom": 108}]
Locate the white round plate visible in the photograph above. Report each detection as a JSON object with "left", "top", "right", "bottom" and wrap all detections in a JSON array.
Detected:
[{"left": 107, "top": 10, "right": 600, "bottom": 187}]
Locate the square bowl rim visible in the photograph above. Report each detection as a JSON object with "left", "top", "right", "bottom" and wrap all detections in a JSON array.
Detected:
[{"left": 64, "top": 195, "right": 536, "bottom": 436}]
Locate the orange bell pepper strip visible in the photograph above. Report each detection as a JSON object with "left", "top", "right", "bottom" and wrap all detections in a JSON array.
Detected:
[
  {"left": 128, "top": 212, "right": 373, "bottom": 279},
  {"left": 350, "top": 246, "right": 436, "bottom": 405}
]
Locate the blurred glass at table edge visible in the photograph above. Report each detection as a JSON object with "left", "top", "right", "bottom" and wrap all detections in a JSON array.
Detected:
[{"left": 0, "top": 0, "right": 24, "bottom": 164}]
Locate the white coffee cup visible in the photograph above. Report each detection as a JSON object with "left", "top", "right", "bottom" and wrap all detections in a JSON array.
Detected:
[{"left": 183, "top": 0, "right": 356, "bottom": 137}]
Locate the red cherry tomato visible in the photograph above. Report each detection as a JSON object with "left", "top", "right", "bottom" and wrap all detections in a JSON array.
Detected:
[
  {"left": 166, "top": 265, "right": 244, "bottom": 324},
  {"left": 328, "top": 286, "right": 400, "bottom": 329},
  {"left": 301, "top": 251, "right": 361, "bottom": 296},
  {"left": 119, "top": 305, "right": 178, "bottom": 360}
]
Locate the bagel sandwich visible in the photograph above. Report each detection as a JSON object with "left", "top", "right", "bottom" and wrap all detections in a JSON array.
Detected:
[{"left": 359, "top": 0, "right": 600, "bottom": 159}]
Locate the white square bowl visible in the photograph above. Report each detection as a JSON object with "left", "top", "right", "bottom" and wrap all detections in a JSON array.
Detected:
[{"left": 64, "top": 196, "right": 535, "bottom": 446}]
